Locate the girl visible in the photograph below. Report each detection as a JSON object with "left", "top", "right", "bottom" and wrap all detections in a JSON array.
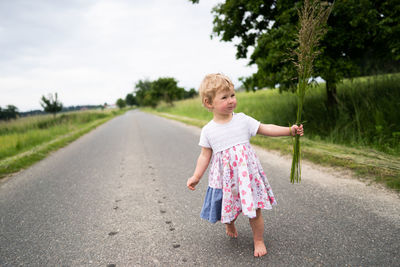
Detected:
[{"left": 186, "top": 73, "right": 303, "bottom": 257}]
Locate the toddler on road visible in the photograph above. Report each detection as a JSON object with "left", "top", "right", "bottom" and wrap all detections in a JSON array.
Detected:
[{"left": 187, "top": 73, "right": 303, "bottom": 257}]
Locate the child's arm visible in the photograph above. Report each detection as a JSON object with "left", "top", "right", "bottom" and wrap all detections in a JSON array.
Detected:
[
  {"left": 187, "top": 147, "right": 212, "bottom": 191},
  {"left": 257, "top": 124, "right": 304, "bottom": 137}
]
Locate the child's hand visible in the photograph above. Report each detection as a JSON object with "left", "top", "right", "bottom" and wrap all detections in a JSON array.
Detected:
[
  {"left": 291, "top": 124, "right": 304, "bottom": 136},
  {"left": 187, "top": 176, "right": 200, "bottom": 191}
]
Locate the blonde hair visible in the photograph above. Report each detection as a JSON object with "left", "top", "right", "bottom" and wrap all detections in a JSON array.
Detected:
[{"left": 199, "top": 73, "right": 234, "bottom": 107}]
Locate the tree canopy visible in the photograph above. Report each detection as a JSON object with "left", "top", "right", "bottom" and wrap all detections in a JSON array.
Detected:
[
  {"left": 133, "top": 77, "right": 197, "bottom": 107},
  {"left": 116, "top": 98, "right": 126, "bottom": 109},
  {"left": 190, "top": 0, "right": 400, "bottom": 112},
  {"left": 40, "top": 93, "right": 63, "bottom": 116},
  {"left": 0, "top": 105, "right": 19, "bottom": 121},
  {"left": 125, "top": 93, "right": 137, "bottom": 106}
]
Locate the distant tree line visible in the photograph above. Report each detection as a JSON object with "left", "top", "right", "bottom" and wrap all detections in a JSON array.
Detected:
[
  {"left": 116, "top": 77, "right": 198, "bottom": 109},
  {"left": 17, "top": 104, "right": 104, "bottom": 118},
  {"left": 2, "top": 77, "right": 199, "bottom": 119},
  {"left": 62, "top": 105, "right": 104, "bottom": 112},
  {"left": 0, "top": 91, "right": 105, "bottom": 121}
]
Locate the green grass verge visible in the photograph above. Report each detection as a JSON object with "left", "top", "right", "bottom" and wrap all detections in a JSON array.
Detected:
[
  {"left": 144, "top": 110, "right": 400, "bottom": 192},
  {"left": 0, "top": 109, "right": 129, "bottom": 179}
]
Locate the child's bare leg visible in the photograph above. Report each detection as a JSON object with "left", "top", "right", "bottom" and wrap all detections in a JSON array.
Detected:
[
  {"left": 225, "top": 217, "right": 238, "bottom": 238},
  {"left": 249, "top": 209, "right": 267, "bottom": 257}
]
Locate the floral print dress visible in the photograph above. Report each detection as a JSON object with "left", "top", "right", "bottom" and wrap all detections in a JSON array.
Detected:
[{"left": 200, "top": 142, "right": 276, "bottom": 224}]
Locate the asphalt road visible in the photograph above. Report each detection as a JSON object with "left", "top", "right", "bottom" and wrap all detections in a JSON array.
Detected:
[{"left": 1, "top": 110, "right": 399, "bottom": 266}]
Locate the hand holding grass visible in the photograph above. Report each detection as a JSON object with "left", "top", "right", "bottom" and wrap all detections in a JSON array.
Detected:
[{"left": 290, "top": 124, "right": 304, "bottom": 137}]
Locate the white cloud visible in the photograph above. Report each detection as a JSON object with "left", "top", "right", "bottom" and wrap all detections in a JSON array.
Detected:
[{"left": 0, "top": 0, "right": 256, "bottom": 111}]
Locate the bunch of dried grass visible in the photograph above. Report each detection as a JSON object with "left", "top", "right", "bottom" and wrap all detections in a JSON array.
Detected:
[{"left": 291, "top": 0, "right": 333, "bottom": 183}]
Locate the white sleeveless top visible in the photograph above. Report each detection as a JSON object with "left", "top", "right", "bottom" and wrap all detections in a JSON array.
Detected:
[{"left": 199, "top": 113, "right": 260, "bottom": 153}]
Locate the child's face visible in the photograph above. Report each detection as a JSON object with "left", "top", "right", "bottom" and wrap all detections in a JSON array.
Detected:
[{"left": 209, "top": 89, "right": 237, "bottom": 115}]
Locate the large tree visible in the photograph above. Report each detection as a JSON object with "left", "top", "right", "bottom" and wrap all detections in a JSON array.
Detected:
[{"left": 190, "top": 0, "right": 400, "bottom": 117}]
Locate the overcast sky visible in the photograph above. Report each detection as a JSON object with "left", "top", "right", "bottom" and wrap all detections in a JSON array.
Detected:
[{"left": 0, "top": 0, "right": 257, "bottom": 112}]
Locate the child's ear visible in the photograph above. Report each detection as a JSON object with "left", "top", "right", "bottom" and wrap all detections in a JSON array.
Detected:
[{"left": 204, "top": 98, "right": 213, "bottom": 110}]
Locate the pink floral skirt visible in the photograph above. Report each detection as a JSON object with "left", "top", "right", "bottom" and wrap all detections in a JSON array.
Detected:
[{"left": 200, "top": 143, "right": 276, "bottom": 224}]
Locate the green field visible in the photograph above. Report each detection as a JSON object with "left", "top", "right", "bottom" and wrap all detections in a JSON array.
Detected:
[
  {"left": 0, "top": 109, "right": 128, "bottom": 178},
  {"left": 145, "top": 74, "right": 400, "bottom": 192}
]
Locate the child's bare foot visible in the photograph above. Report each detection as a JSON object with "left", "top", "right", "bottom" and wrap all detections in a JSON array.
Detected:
[
  {"left": 225, "top": 222, "right": 238, "bottom": 238},
  {"left": 254, "top": 240, "right": 267, "bottom": 257}
]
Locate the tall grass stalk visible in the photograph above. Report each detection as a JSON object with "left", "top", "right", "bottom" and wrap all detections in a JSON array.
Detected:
[{"left": 290, "top": 0, "right": 332, "bottom": 183}]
